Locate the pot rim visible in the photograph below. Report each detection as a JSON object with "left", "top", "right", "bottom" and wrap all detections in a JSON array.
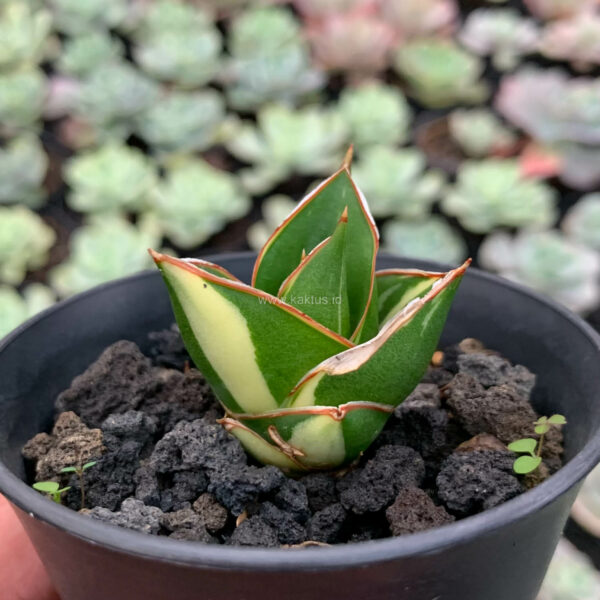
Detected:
[{"left": 1, "top": 251, "right": 600, "bottom": 571}]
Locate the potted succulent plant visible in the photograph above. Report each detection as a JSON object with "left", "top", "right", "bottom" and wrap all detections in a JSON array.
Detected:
[{"left": 1, "top": 154, "right": 600, "bottom": 600}]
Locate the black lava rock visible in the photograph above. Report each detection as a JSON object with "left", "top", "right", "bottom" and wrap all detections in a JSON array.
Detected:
[
  {"left": 228, "top": 516, "right": 279, "bottom": 547},
  {"left": 306, "top": 503, "right": 347, "bottom": 544},
  {"left": 339, "top": 445, "right": 425, "bottom": 514},
  {"left": 160, "top": 508, "right": 216, "bottom": 543},
  {"left": 436, "top": 450, "right": 524, "bottom": 517},
  {"left": 385, "top": 487, "right": 454, "bottom": 536},
  {"left": 86, "top": 498, "right": 163, "bottom": 535},
  {"left": 146, "top": 325, "right": 191, "bottom": 370},
  {"left": 259, "top": 502, "right": 307, "bottom": 545},
  {"left": 301, "top": 473, "right": 338, "bottom": 513},
  {"left": 56, "top": 341, "right": 159, "bottom": 428},
  {"left": 273, "top": 479, "right": 310, "bottom": 524}
]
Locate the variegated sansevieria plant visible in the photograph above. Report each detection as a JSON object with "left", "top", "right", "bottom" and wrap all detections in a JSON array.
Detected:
[{"left": 150, "top": 150, "right": 470, "bottom": 472}]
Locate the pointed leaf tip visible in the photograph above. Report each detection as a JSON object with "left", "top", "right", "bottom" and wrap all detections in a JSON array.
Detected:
[{"left": 342, "top": 145, "right": 354, "bottom": 172}]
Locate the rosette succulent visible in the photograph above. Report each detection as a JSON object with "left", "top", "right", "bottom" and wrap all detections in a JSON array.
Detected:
[
  {"left": 64, "top": 143, "right": 157, "bottom": 214},
  {"left": 379, "top": 0, "right": 458, "bottom": 39},
  {"left": 45, "top": 0, "right": 129, "bottom": 34},
  {"left": 523, "top": 0, "right": 596, "bottom": 21},
  {"left": 151, "top": 155, "right": 469, "bottom": 470},
  {"left": 0, "top": 284, "right": 56, "bottom": 339},
  {"left": 338, "top": 83, "right": 412, "bottom": 149},
  {"left": 293, "top": 0, "right": 367, "bottom": 18},
  {"left": 382, "top": 216, "right": 468, "bottom": 264},
  {"left": 539, "top": 14, "right": 600, "bottom": 71},
  {"left": 224, "top": 6, "right": 324, "bottom": 110},
  {"left": 134, "top": 91, "right": 228, "bottom": 156},
  {"left": 75, "top": 62, "right": 159, "bottom": 140},
  {"left": 49, "top": 215, "right": 162, "bottom": 298},
  {"left": 449, "top": 108, "right": 517, "bottom": 158},
  {"left": 0, "top": 2, "right": 52, "bottom": 71},
  {"left": 479, "top": 230, "right": 600, "bottom": 314},
  {"left": 496, "top": 68, "right": 600, "bottom": 190},
  {"left": 305, "top": 6, "right": 395, "bottom": 77},
  {"left": 394, "top": 40, "right": 488, "bottom": 108},
  {"left": 150, "top": 159, "right": 251, "bottom": 249},
  {"left": 131, "top": 1, "right": 221, "bottom": 89},
  {"left": 225, "top": 104, "right": 349, "bottom": 194},
  {"left": 0, "top": 68, "right": 46, "bottom": 134},
  {"left": 442, "top": 159, "right": 557, "bottom": 234},
  {"left": 459, "top": 9, "right": 538, "bottom": 71},
  {"left": 352, "top": 145, "right": 445, "bottom": 218},
  {"left": 0, "top": 206, "right": 55, "bottom": 285},
  {"left": 562, "top": 195, "right": 600, "bottom": 252},
  {"left": 57, "top": 32, "right": 125, "bottom": 77},
  {"left": 0, "top": 134, "right": 48, "bottom": 207}
]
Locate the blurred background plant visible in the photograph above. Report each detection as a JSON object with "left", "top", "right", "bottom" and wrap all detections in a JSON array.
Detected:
[{"left": 1, "top": 0, "right": 600, "bottom": 589}]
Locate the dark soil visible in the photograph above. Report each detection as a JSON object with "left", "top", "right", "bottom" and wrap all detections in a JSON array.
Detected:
[{"left": 22, "top": 331, "right": 564, "bottom": 547}]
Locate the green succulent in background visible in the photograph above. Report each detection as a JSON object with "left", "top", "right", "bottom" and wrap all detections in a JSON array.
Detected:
[
  {"left": 352, "top": 146, "right": 445, "bottom": 219},
  {"left": 134, "top": 91, "right": 228, "bottom": 157},
  {"left": 151, "top": 157, "right": 469, "bottom": 471},
  {"left": 150, "top": 159, "right": 251, "bottom": 249},
  {"left": 0, "top": 206, "right": 55, "bottom": 285},
  {"left": 383, "top": 216, "right": 468, "bottom": 264},
  {"left": 131, "top": 0, "right": 221, "bottom": 89},
  {"left": 45, "top": 0, "right": 129, "bottom": 35},
  {"left": 442, "top": 159, "right": 557, "bottom": 234},
  {"left": 57, "top": 32, "right": 125, "bottom": 77},
  {"left": 337, "top": 83, "right": 412, "bottom": 149},
  {"left": 539, "top": 13, "right": 600, "bottom": 72},
  {"left": 64, "top": 143, "right": 157, "bottom": 214},
  {"left": 459, "top": 9, "right": 538, "bottom": 71},
  {"left": 223, "top": 6, "right": 324, "bottom": 110},
  {"left": 75, "top": 62, "right": 159, "bottom": 141},
  {"left": 394, "top": 39, "right": 489, "bottom": 108},
  {"left": 247, "top": 195, "right": 297, "bottom": 252},
  {"left": 539, "top": 540, "right": 600, "bottom": 600},
  {"left": 0, "top": 2, "right": 52, "bottom": 72},
  {"left": 49, "top": 215, "right": 162, "bottom": 298},
  {"left": 0, "top": 134, "right": 47, "bottom": 207},
  {"left": 562, "top": 195, "right": 600, "bottom": 252},
  {"left": 449, "top": 109, "right": 517, "bottom": 158},
  {"left": 479, "top": 230, "right": 600, "bottom": 314},
  {"left": 0, "top": 68, "right": 46, "bottom": 134},
  {"left": 496, "top": 68, "right": 600, "bottom": 191},
  {"left": 0, "top": 284, "right": 56, "bottom": 339},
  {"left": 226, "top": 104, "right": 349, "bottom": 194}
]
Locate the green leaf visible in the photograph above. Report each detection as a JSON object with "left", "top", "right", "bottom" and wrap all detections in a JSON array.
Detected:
[
  {"left": 252, "top": 156, "right": 379, "bottom": 340},
  {"left": 507, "top": 438, "right": 537, "bottom": 455},
  {"left": 33, "top": 481, "right": 59, "bottom": 493},
  {"left": 548, "top": 414, "right": 567, "bottom": 426},
  {"left": 82, "top": 461, "right": 97, "bottom": 470},
  {"left": 279, "top": 208, "right": 351, "bottom": 337},
  {"left": 60, "top": 466, "right": 77, "bottom": 473},
  {"left": 287, "top": 261, "right": 470, "bottom": 410},
  {"left": 151, "top": 251, "right": 352, "bottom": 415},
  {"left": 376, "top": 268, "right": 445, "bottom": 323},
  {"left": 535, "top": 424, "right": 550, "bottom": 435},
  {"left": 535, "top": 416, "right": 548, "bottom": 425},
  {"left": 513, "top": 455, "right": 542, "bottom": 474},
  {"left": 224, "top": 402, "right": 392, "bottom": 470}
]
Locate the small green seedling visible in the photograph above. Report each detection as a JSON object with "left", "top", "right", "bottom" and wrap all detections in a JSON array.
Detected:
[
  {"left": 508, "top": 414, "right": 567, "bottom": 475},
  {"left": 61, "top": 461, "right": 97, "bottom": 509},
  {"left": 32, "top": 481, "right": 71, "bottom": 504}
]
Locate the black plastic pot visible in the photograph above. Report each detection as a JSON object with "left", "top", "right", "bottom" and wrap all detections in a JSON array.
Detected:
[{"left": 1, "top": 252, "right": 600, "bottom": 600}]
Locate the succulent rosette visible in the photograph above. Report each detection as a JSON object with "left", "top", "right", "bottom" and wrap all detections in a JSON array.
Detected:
[{"left": 152, "top": 152, "right": 469, "bottom": 471}]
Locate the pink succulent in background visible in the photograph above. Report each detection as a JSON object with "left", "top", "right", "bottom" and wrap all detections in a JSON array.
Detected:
[
  {"left": 378, "top": 0, "right": 458, "bottom": 39},
  {"left": 293, "top": 0, "right": 372, "bottom": 19},
  {"left": 305, "top": 3, "right": 395, "bottom": 77},
  {"left": 523, "top": 0, "right": 598, "bottom": 21},
  {"left": 539, "top": 13, "right": 600, "bottom": 71}
]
